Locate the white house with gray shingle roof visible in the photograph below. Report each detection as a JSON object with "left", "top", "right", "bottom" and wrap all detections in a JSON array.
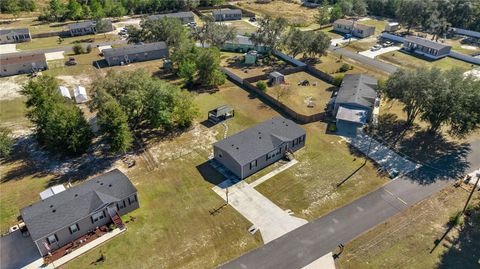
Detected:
[
  {"left": 102, "top": 42, "right": 168, "bottom": 66},
  {"left": 403, "top": 36, "right": 452, "bottom": 59},
  {"left": 214, "top": 116, "right": 306, "bottom": 179},
  {"left": 333, "top": 19, "right": 375, "bottom": 38},
  {"left": 0, "top": 28, "right": 31, "bottom": 44}
]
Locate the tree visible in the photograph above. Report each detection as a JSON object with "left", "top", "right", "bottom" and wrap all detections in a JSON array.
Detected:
[
  {"left": 97, "top": 95, "right": 132, "bottom": 153},
  {"left": 90, "top": 0, "right": 105, "bottom": 19},
  {"left": 352, "top": 0, "right": 368, "bottom": 16},
  {"left": 128, "top": 17, "right": 189, "bottom": 49},
  {"left": 73, "top": 44, "right": 84, "bottom": 55},
  {"left": 256, "top": 81, "right": 267, "bottom": 92},
  {"left": 193, "top": 18, "right": 237, "bottom": 48},
  {"left": 66, "top": 0, "right": 83, "bottom": 20},
  {"left": 337, "top": 0, "right": 353, "bottom": 15},
  {"left": 251, "top": 15, "right": 288, "bottom": 53},
  {"left": 396, "top": 0, "right": 428, "bottom": 33},
  {"left": 178, "top": 59, "right": 197, "bottom": 86},
  {"left": 0, "top": 127, "right": 14, "bottom": 158},
  {"left": 305, "top": 31, "right": 331, "bottom": 58},
  {"left": 330, "top": 4, "right": 344, "bottom": 22},
  {"left": 285, "top": 28, "right": 307, "bottom": 58},
  {"left": 315, "top": 1, "right": 331, "bottom": 26},
  {"left": 172, "top": 90, "right": 199, "bottom": 128},
  {"left": 195, "top": 47, "right": 225, "bottom": 87},
  {"left": 272, "top": 85, "right": 291, "bottom": 102}
]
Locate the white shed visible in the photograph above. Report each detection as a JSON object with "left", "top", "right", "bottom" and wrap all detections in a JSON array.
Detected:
[
  {"left": 58, "top": 86, "right": 71, "bottom": 99},
  {"left": 74, "top": 86, "right": 88, "bottom": 103},
  {"left": 385, "top": 22, "right": 399, "bottom": 32}
]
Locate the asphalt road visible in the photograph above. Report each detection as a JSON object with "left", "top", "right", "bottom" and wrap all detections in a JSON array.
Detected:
[
  {"left": 329, "top": 46, "right": 398, "bottom": 74},
  {"left": 219, "top": 139, "right": 480, "bottom": 269}
]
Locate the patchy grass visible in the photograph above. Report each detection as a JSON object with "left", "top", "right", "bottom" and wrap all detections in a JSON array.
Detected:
[
  {"left": 220, "top": 52, "right": 292, "bottom": 79},
  {"left": 336, "top": 186, "right": 479, "bottom": 269},
  {"left": 0, "top": 98, "right": 30, "bottom": 132},
  {"left": 357, "top": 18, "right": 388, "bottom": 35},
  {"left": 0, "top": 17, "right": 64, "bottom": 35},
  {"left": 237, "top": 0, "right": 318, "bottom": 26},
  {"left": 320, "top": 27, "right": 345, "bottom": 39},
  {"left": 378, "top": 51, "right": 475, "bottom": 71},
  {"left": 220, "top": 19, "right": 258, "bottom": 35},
  {"left": 16, "top": 33, "right": 119, "bottom": 51},
  {"left": 343, "top": 38, "right": 379, "bottom": 52},
  {"left": 264, "top": 71, "right": 335, "bottom": 115}
]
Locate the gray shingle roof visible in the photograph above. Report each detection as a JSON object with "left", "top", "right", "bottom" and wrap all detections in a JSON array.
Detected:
[
  {"left": 214, "top": 116, "right": 305, "bottom": 165},
  {"left": 336, "top": 74, "right": 378, "bottom": 108},
  {"left": 21, "top": 169, "right": 137, "bottom": 241},
  {"left": 405, "top": 36, "right": 451, "bottom": 50},
  {"left": 68, "top": 21, "right": 96, "bottom": 30},
  {"left": 148, "top": 11, "right": 194, "bottom": 20},
  {"left": 103, "top": 42, "right": 167, "bottom": 58},
  {"left": 212, "top": 9, "right": 242, "bottom": 16},
  {"left": 0, "top": 28, "right": 30, "bottom": 35}
]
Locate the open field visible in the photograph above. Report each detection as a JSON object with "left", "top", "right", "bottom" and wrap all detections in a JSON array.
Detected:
[
  {"left": 378, "top": 51, "right": 475, "bottom": 70},
  {"left": 264, "top": 71, "right": 335, "bottom": 115},
  {"left": 343, "top": 38, "right": 379, "bottom": 52},
  {"left": 220, "top": 52, "right": 292, "bottom": 79},
  {"left": 336, "top": 185, "right": 480, "bottom": 269},
  {"left": 0, "top": 17, "right": 64, "bottom": 35},
  {"left": 237, "top": 0, "right": 318, "bottom": 26},
  {"left": 221, "top": 19, "right": 258, "bottom": 35},
  {"left": 16, "top": 33, "right": 119, "bottom": 51}
]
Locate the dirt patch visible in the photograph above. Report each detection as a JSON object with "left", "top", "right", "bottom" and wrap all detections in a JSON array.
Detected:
[
  {"left": 56, "top": 75, "right": 93, "bottom": 88},
  {"left": 0, "top": 76, "right": 28, "bottom": 101}
]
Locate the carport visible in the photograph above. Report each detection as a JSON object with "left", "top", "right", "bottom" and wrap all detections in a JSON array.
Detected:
[{"left": 336, "top": 106, "right": 367, "bottom": 136}]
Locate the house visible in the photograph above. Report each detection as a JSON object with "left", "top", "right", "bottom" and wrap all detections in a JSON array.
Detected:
[
  {"left": 208, "top": 105, "right": 234, "bottom": 123},
  {"left": 333, "top": 19, "right": 375, "bottom": 38},
  {"left": 221, "top": 35, "right": 270, "bottom": 54},
  {"left": 20, "top": 169, "right": 139, "bottom": 257},
  {"left": 212, "top": 9, "right": 242, "bottom": 21},
  {"left": 0, "top": 28, "right": 31, "bottom": 44},
  {"left": 148, "top": 11, "right": 195, "bottom": 24},
  {"left": 102, "top": 42, "right": 168, "bottom": 66},
  {"left": 213, "top": 116, "right": 306, "bottom": 179},
  {"left": 74, "top": 86, "right": 88, "bottom": 103},
  {"left": 269, "top": 71, "right": 285, "bottom": 86},
  {"left": 68, "top": 20, "right": 113, "bottom": 37},
  {"left": 403, "top": 36, "right": 452, "bottom": 59},
  {"left": 384, "top": 22, "right": 399, "bottom": 32},
  {"left": 0, "top": 52, "right": 48, "bottom": 77},
  {"left": 333, "top": 74, "right": 379, "bottom": 131}
]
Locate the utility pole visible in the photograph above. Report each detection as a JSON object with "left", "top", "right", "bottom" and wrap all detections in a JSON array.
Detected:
[
  {"left": 226, "top": 187, "right": 229, "bottom": 205},
  {"left": 463, "top": 173, "right": 480, "bottom": 213}
]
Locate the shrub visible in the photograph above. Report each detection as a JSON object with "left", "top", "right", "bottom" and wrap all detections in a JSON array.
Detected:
[
  {"left": 256, "top": 81, "right": 267, "bottom": 92},
  {"left": 86, "top": 44, "right": 92, "bottom": 53},
  {"left": 338, "top": 63, "right": 350, "bottom": 73},
  {"left": 73, "top": 44, "right": 84, "bottom": 55},
  {"left": 333, "top": 74, "right": 344, "bottom": 87},
  {"left": 449, "top": 212, "right": 464, "bottom": 226}
]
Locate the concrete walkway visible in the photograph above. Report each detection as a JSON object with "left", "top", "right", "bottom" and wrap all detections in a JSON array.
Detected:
[
  {"left": 302, "top": 252, "right": 335, "bottom": 269},
  {"left": 250, "top": 159, "right": 298, "bottom": 188},
  {"left": 213, "top": 181, "right": 307, "bottom": 244}
]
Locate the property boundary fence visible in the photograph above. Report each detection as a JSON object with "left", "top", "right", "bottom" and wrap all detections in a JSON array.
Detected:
[{"left": 449, "top": 51, "right": 480, "bottom": 65}]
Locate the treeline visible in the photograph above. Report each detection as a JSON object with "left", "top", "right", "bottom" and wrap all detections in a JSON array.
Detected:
[
  {"left": 0, "top": 0, "right": 36, "bottom": 15},
  {"left": 38, "top": 0, "right": 225, "bottom": 22}
]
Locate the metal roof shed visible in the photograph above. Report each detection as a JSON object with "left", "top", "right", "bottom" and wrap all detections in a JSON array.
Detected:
[
  {"left": 74, "top": 86, "right": 88, "bottom": 103},
  {"left": 208, "top": 105, "right": 234, "bottom": 123}
]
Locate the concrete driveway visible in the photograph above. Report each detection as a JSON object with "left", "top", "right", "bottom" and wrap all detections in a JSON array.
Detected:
[
  {"left": 331, "top": 37, "right": 359, "bottom": 46},
  {"left": 213, "top": 181, "right": 307, "bottom": 243},
  {"left": 0, "top": 230, "right": 41, "bottom": 269},
  {"left": 359, "top": 46, "right": 401, "bottom": 59}
]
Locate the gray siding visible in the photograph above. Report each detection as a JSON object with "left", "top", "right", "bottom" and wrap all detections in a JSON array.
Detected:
[
  {"left": 0, "top": 61, "right": 48, "bottom": 77},
  {"left": 214, "top": 146, "right": 242, "bottom": 177},
  {"left": 0, "top": 32, "right": 31, "bottom": 44},
  {"left": 105, "top": 49, "right": 168, "bottom": 66}
]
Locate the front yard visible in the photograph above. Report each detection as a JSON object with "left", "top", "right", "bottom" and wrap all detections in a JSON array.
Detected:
[
  {"left": 377, "top": 51, "right": 475, "bottom": 70},
  {"left": 16, "top": 33, "right": 120, "bottom": 51}
]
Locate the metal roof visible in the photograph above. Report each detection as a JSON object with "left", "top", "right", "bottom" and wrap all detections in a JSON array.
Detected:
[
  {"left": 0, "top": 28, "right": 30, "bottom": 35},
  {"left": 214, "top": 116, "right": 305, "bottom": 165},
  {"left": 148, "top": 11, "right": 195, "bottom": 20},
  {"left": 269, "top": 71, "right": 284, "bottom": 78},
  {"left": 336, "top": 74, "right": 378, "bottom": 108},
  {"left": 404, "top": 36, "right": 451, "bottom": 50},
  {"left": 210, "top": 105, "right": 233, "bottom": 116},
  {"left": 103, "top": 42, "right": 168, "bottom": 58},
  {"left": 21, "top": 169, "right": 137, "bottom": 241},
  {"left": 336, "top": 106, "right": 368, "bottom": 124}
]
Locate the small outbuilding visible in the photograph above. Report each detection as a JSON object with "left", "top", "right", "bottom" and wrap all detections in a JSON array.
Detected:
[
  {"left": 58, "top": 86, "right": 71, "bottom": 99},
  {"left": 244, "top": 50, "right": 257, "bottom": 65},
  {"left": 384, "top": 22, "right": 399, "bottom": 32},
  {"left": 208, "top": 105, "right": 234, "bottom": 123},
  {"left": 269, "top": 71, "right": 285, "bottom": 86},
  {"left": 74, "top": 86, "right": 88, "bottom": 103}
]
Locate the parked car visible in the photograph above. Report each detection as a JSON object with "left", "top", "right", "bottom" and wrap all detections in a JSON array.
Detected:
[
  {"left": 344, "top": 33, "right": 353, "bottom": 39},
  {"left": 249, "top": 17, "right": 256, "bottom": 22},
  {"left": 66, "top": 57, "right": 77, "bottom": 66},
  {"left": 370, "top": 44, "right": 382, "bottom": 51},
  {"left": 382, "top": 41, "right": 393, "bottom": 47}
]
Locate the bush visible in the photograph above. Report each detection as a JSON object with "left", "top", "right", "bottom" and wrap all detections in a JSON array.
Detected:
[
  {"left": 338, "top": 63, "right": 350, "bottom": 72},
  {"left": 449, "top": 212, "right": 464, "bottom": 226},
  {"left": 86, "top": 44, "right": 92, "bottom": 53},
  {"left": 256, "top": 81, "right": 267, "bottom": 92},
  {"left": 73, "top": 44, "right": 84, "bottom": 55},
  {"left": 333, "top": 74, "right": 344, "bottom": 87}
]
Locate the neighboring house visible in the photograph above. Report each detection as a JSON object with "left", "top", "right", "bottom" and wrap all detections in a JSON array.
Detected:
[
  {"left": 0, "top": 28, "right": 31, "bottom": 44},
  {"left": 102, "top": 42, "right": 168, "bottom": 66},
  {"left": 0, "top": 52, "right": 48, "bottom": 77},
  {"left": 212, "top": 9, "right": 242, "bottom": 21},
  {"left": 384, "top": 22, "right": 399, "bottom": 32},
  {"left": 68, "top": 20, "right": 113, "bottom": 37},
  {"left": 20, "top": 169, "right": 139, "bottom": 256},
  {"left": 403, "top": 36, "right": 452, "bottom": 59},
  {"left": 213, "top": 116, "right": 306, "bottom": 179},
  {"left": 148, "top": 11, "right": 195, "bottom": 24},
  {"left": 333, "top": 19, "right": 375, "bottom": 38},
  {"left": 221, "top": 35, "right": 270, "bottom": 53},
  {"left": 333, "top": 74, "right": 379, "bottom": 131}
]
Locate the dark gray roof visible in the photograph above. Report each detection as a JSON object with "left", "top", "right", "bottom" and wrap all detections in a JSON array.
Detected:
[
  {"left": 212, "top": 9, "right": 242, "bottom": 16},
  {"left": 214, "top": 116, "right": 305, "bottom": 165},
  {"left": 68, "top": 20, "right": 96, "bottom": 30},
  {"left": 21, "top": 169, "right": 137, "bottom": 241},
  {"left": 148, "top": 11, "right": 194, "bottom": 20},
  {"left": 0, "top": 28, "right": 30, "bottom": 35},
  {"left": 405, "top": 36, "right": 451, "bottom": 50},
  {"left": 336, "top": 74, "right": 378, "bottom": 108},
  {"left": 103, "top": 42, "right": 167, "bottom": 58}
]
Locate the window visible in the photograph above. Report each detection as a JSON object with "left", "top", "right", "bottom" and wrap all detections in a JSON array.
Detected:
[
  {"left": 91, "top": 211, "right": 105, "bottom": 223},
  {"left": 47, "top": 234, "right": 58, "bottom": 244},
  {"left": 249, "top": 160, "right": 257, "bottom": 170},
  {"left": 128, "top": 194, "right": 137, "bottom": 205},
  {"left": 117, "top": 200, "right": 126, "bottom": 210},
  {"left": 298, "top": 135, "right": 305, "bottom": 143},
  {"left": 266, "top": 148, "right": 281, "bottom": 160},
  {"left": 69, "top": 223, "right": 79, "bottom": 234}
]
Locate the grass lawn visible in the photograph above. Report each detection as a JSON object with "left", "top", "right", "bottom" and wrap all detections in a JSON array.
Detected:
[
  {"left": 16, "top": 33, "right": 119, "bottom": 51},
  {"left": 264, "top": 71, "right": 335, "bottom": 115},
  {"left": 358, "top": 18, "right": 388, "bottom": 35},
  {"left": 220, "top": 52, "right": 293, "bottom": 79},
  {"left": 0, "top": 98, "right": 30, "bottom": 132},
  {"left": 336, "top": 186, "right": 480, "bottom": 269},
  {"left": 221, "top": 19, "right": 258, "bottom": 35},
  {"left": 378, "top": 51, "right": 475, "bottom": 71},
  {"left": 237, "top": 1, "right": 318, "bottom": 26},
  {"left": 320, "top": 27, "right": 345, "bottom": 39},
  {"left": 0, "top": 17, "right": 64, "bottom": 35},
  {"left": 343, "top": 38, "right": 379, "bottom": 52}
]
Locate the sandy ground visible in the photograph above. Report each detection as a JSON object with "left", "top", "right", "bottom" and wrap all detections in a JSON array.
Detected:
[
  {"left": 0, "top": 44, "right": 17, "bottom": 54},
  {"left": 112, "top": 18, "right": 141, "bottom": 34},
  {"left": 465, "top": 68, "right": 480, "bottom": 79},
  {"left": 45, "top": 51, "right": 64, "bottom": 61},
  {"left": 0, "top": 75, "right": 28, "bottom": 101},
  {"left": 56, "top": 75, "right": 93, "bottom": 88},
  {"left": 460, "top": 45, "right": 478, "bottom": 50}
]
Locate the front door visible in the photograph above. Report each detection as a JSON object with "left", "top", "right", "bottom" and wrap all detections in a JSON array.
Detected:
[{"left": 107, "top": 205, "right": 117, "bottom": 217}]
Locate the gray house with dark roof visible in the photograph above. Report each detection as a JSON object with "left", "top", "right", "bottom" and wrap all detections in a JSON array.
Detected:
[
  {"left": 0, "top": 28, "right": 31, "bottom": 44},
  {"left": 333, "top": 74, "right": 378, "bottom": 131},
  {"left": 0, "top": 52, "right": 48, "bottom": 77},
  {"left": 333, "top": 19, "right": 375, "bottom": 38},
  {"left": 102, "top": 42, "right": 168, "bottom": 66},
  {"left": 68, "top": 20, "right": 113, "bottom": 37},
  {"left": 221, "top": 35, "right": 270, "bottom": 53},
  {"left": 403, "top": 36, "right": 451, "bottom": 59},
  {"left": 212, "top": 9, "right": 242, "bottom": 21},
  {"left": 20, "top": 169, "right": 138, "bottom": 256},
  {"left": 148, "top": 11, "right": 195, "bottom": 24},
  {"left": 214, "top": 116, "right": 306, "bottom": 179}
]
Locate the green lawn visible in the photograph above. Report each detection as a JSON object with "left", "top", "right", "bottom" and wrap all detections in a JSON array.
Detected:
[
  {"left": 0, "top": 17, "right": 64, "bottom": 35},
  {"left": 16, "top": 33, "right": 119, "bottom": 51},
  {"left": 358, "top": 18, "right": 388, "bottom": 35},
  {"left": 378, "top": 51, "right": 475, "bottom": 71}
]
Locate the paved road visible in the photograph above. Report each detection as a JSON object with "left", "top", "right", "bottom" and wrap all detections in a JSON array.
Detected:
[
  {"left": 3, "top": 40, "right": 128, "bottom": 55},
  {"left": 219, "top": 139, "right": 480, "bottom": 269},
  {"left": 329, "top": 46, "right": 398, "bottom": 74}
]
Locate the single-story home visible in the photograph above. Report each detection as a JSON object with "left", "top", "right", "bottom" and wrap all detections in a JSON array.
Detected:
[
  {"left": 102, "top": 42, "right": 168, "bottom": 66},
  {"left": 148, "top": 11, "right": 195, "bottom": 24},
  {"left": 68, "top": 20, "right": 113, "bottom": 37},
  {"left": 0, "top": 52, "right": 48, "bottom": 77},
  {"left": 221, "top": 35, "right": 270, "bottom": 54},
  {"left": 213, "top": 116, "right": 306, "bottom": 179},
  {"left": 333, "top": 74, "right": 378, "bottom": 131},
  {"left": 20, "top": 169, "right": 139, "bottom": 256},
  {"left": 208, "top": 105, "right": 234, "bottom": 123},
  {"left": 0, "top": 28, "right": 31, "bottom": 44},
  {"left": 403, "top": 35, "right": 452, "bottom": 59},
  {"left": 333, "top": 19, "right": 375, "bottom": 38},
  {"left": 212, "top": 9, "right": 242, "bottom": 21}
]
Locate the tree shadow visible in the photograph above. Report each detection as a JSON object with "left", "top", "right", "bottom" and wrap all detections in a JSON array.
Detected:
[{"left": 374, "top": 113, "right": 419, "bottom": 146}]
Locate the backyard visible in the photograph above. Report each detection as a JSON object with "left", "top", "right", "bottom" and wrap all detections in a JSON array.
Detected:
[
  {"left": 220, "top": 19, "right": 258, "bottom": 35},
  {"left": 378, "top": 51, "right": 475, "bottom": 70},
  {"left": 16, "top": 33, "right": 120, "bottom": 51},
  {"left": 237, "top": 0, "right": 318, "bottom": 26},
  {"left": 220, "top": 52, "right": 292, "bottom": 79}
]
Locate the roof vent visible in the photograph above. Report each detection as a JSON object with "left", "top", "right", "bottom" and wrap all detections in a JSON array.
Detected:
[
  {"left": 259, "top": 136, "right": 262, "bottom": 139},
  {"left": 236, "top": 147, "right": 239, "bottom": 150},
  {"left": 108, "top": 184, "right": 112, "bottom": 187},
  {"left": 74, "top": 194, "right": 78, "bottom": 197},
  {"left": 100, "top": 183, "right": 104, "bottom": 185},
  {"left": 49, "top": 205, "right": 53, "bottom": 208},
  {"left": 52, "top": 209, "right": 56, "bottom": 213}
]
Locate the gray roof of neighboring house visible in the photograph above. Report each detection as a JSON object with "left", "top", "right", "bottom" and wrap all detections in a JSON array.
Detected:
[
  {"left": 214, "top": 116, "right": 305, "bottom": 165},
  {"left": 212, "top": 9, "right": 242, "bottom": 16},
  {"left": 148, "top": 11, "right": 195, "bottom": 20},
  {"left": 103, "top": 42, "right": 167, "bottom": 58},
  {"left": 336, "top": 74, "right": 378, "bottom": 108},
  {"left": 21, "top": 169, "right": 137, "bottom": 242},
  {"left": 405, "top": 36, "right": 451, "bottom": 50},
  {"left": 68, "top": 20, "right": 96, "bottom": 30},
  {"left": 0, "top": 51, "right": 46, "bottom": 65},
  {"left": 0, "top": 28, "right": 30, "bottom": 35}
]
